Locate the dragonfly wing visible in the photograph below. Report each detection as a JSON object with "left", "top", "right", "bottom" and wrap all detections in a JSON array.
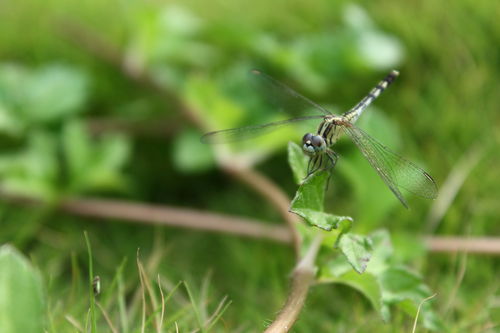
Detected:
[
  {"left": 341, "top": 123, "right": 438, "bottom": 209},
  {"left": 247, "top": 70, "right": 331, "bottom": 118},
  {"left": 201, "top": 116, "right": 324, "bottom": 144}
]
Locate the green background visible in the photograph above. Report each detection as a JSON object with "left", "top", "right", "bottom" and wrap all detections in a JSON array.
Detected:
[{"left": 0, "top": 0, "right": 499, "bottom": 331}]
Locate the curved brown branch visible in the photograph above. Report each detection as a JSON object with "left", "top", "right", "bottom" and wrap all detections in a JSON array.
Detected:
[{"left": 264, "top": 231, "right": 323, "bottom": 333}]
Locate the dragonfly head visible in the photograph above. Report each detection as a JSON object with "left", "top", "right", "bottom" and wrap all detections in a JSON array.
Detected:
[{"left": 302, "top": 133, "right": 326, "bottom": 157}]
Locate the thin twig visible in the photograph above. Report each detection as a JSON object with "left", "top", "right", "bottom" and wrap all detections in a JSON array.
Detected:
[
  {"left": 61, "top": 198, "right": 293, "bottom": 243},
  {"left": 0, "top": 188, "right": 292, "bottom": 243},
  {"left": 426, "top": 236, "right": 500, "bottom": 254}
]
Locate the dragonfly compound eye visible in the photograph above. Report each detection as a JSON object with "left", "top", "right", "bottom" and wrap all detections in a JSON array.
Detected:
[
  {"left": 302, "top": 133, "right": 313, "bottom": 145},
  {"left": 312, "top": 136, "right": 324, "bottom": 148}
]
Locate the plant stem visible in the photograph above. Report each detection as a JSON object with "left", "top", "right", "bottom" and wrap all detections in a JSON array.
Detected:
[{"left": 264, "top": 231, "right": 323, "bottom": 333}]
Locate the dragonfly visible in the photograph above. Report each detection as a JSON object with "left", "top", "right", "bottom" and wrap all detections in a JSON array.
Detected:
[{"left": 201, "top": 70, "right": 438, "bottom": 209}]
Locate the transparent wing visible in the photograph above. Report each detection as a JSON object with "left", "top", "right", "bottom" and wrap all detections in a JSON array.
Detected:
[
  {"left": 201, "top": 116, "right": 324, "bottom": 144},
  {"left": 247, "top": 70, "right": 332, "bottom": 118},
  {"left": 341, "top": 123, "right": 438, "bottom": 209}
]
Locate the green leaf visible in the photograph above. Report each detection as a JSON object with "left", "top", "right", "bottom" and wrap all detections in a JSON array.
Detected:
[
  {"left": 287, "top": 141, "right": 308, "bottom": 185},
  {"left": 24, "top": 64, "right": 88, "bottom": 122},
  {"left": 317, "top": 221, "right": 372, "bottom": 275},
  {"left": 63, "top": 119, "right": 92, "bottom": 182},
  {"left": 337, "top": 233, "right": 373, "bottom": 274},
  {"left": 0, "top": 244, "right": 44, "bottom": 333},
  {"left": 318, "top": 269, "right": 385, "bottom": 322},
  {"left": 364, "top": 229, "right": 394, "bottom": 274},
  {"left": 292, "top": 192, "right": 371, "bottom": 274},
  {"left": 63, "top": 120, "right": 131, "bottom": 194},
  {"left": 0, "top": 63, "right": 88, "bottom": 134},
  {"left": 84, "top": 134, "right": 131, "bottom": 192},
  {"left": 0, "top": 130, "right": 59, "bottom": 200},
  {"left": 289, "top": 141, "right": 371, "bottom": 273},
  {"left": 368, "top": 230, "right": 443, "bottom": 330},
  {"left": 289, "top": 170, "right": 352, "bottom": 231},
  {"left": 134, "top": 5, "right": 221, "bottom": 67},
  {"left": 0, "top": 120, "right": 131, "bottom": 199},
  {"left": 317, "top": 230, "right": 442, "bottom": 328},
  {"left": 379, "top": 267, "right": 423, "bottom": 301}
]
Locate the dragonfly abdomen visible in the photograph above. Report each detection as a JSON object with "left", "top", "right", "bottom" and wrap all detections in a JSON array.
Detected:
[{"left": 342, "top": 70, "right": 399, "bottom": 124}]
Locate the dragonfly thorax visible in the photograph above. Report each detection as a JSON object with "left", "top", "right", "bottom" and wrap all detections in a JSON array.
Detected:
[
  {"left": 302, "top": 132, "right": 326, "bottom": 157},
  {"left": 316, "top": 116, "right": 345, "bottom": 147}
]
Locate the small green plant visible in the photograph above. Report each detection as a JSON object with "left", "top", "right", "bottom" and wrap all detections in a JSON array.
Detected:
[{"left": 271, "top": 141, "right": 443, "bottom": 331}]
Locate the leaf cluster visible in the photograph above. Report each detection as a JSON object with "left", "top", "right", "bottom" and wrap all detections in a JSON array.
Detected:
[{"left": 288, "top": 142, "right": 442, "bottom": 330}]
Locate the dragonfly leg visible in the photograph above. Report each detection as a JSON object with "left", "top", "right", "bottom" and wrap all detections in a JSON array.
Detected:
[
  {"left": 324, "top": 149, "right": 339, "bottom": 172},
  {"left": 306, "top": 156, "right": 314, "bottom": 177},
  {"left": 304, "top": 150, "right": 339, "bottom": 190},
  {"left": 306, "top": 155, "right": 324, "bottom": 178},
  {"left": 322, "top": 149, "right": 339, "bottom": 191}
]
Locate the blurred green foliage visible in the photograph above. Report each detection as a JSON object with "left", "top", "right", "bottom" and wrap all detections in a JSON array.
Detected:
[
  {"left": 0, "top": 244, "right": 44, "bottom": 333},
  {"left": 0, "top": 0, "right": 499, "bottom": 331},
  {"left": 319, "top": 229, "right": 442, "bottom": 330},
  {"left": 0, "top": 64, "right": 88, "bottom": 134}
]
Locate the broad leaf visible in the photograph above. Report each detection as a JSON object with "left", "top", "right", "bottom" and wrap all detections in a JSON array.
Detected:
[
  {"left": 378, "top": 266, "right": 443, "bottom": 329},
  {"left": 287, "top": 141, "right": 308, "bottom": 185},
  {"left": 318, "top": 269, "right": 385, "bottom": 321},
  {"left": 317, "top": 229, "right": 442, "bottom": 328},
  {"left": 0, "top": 63, "right": 88, "bottom": 135},
  {"left": 369, "top": 230, "right": 442, "bottom": 329},
  {"left": 289, "top": 170, "right": 352, "bottom": 231},
  {"left": 0, "top": 130, "right": 59, "bottom": 199},
  {"left": 63, "top": 120, "right": 131, "bottom": 194},
  {"left": 337, "top": 233, "right": 373, "bottom": 274},
  {"left": 288, "top": 142, "right": 371, "bottom": 273},
  {"left": 0, "top": 244, "right": 44, "bottom": 333}
]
